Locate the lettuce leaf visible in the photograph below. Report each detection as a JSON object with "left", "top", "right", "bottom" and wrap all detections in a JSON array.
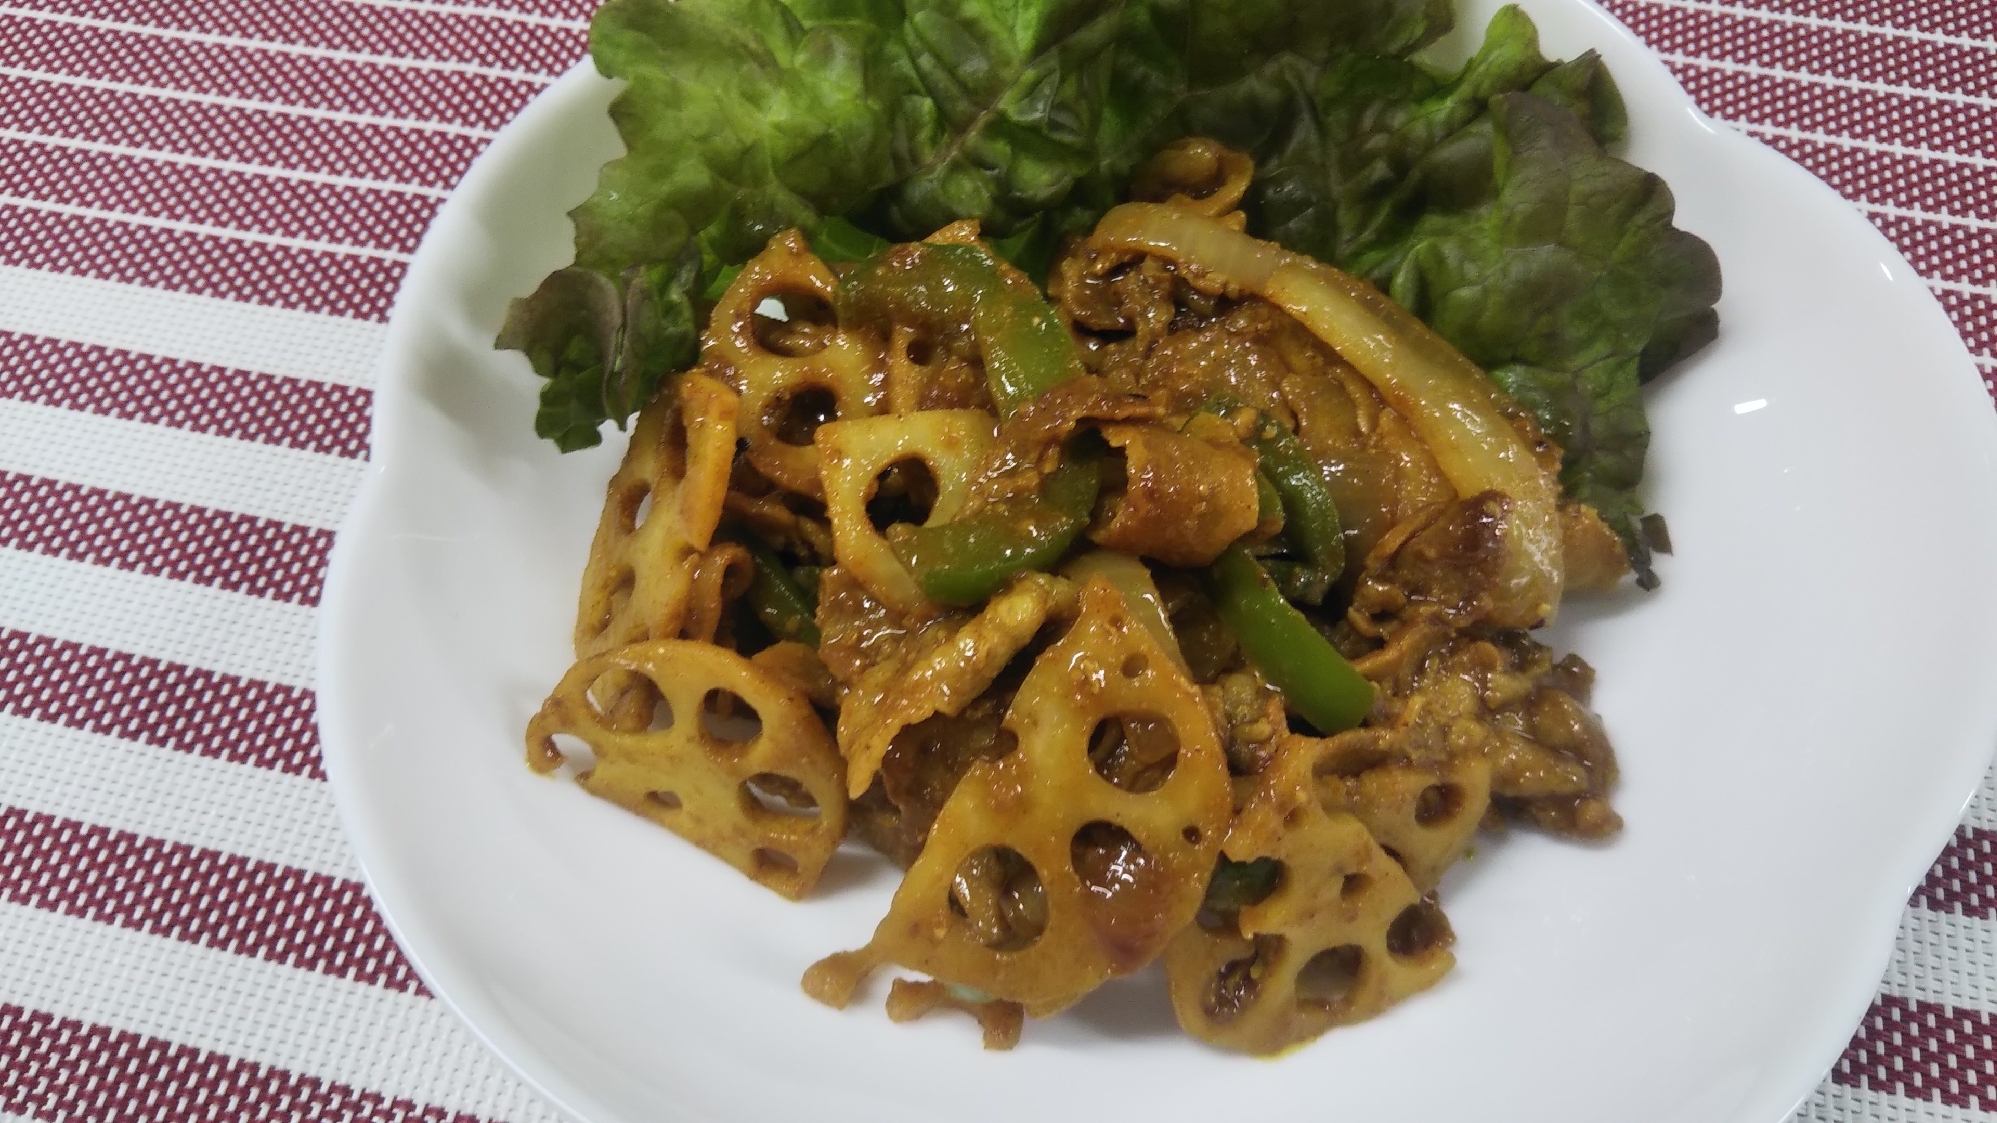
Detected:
[
  {"left": 499, "top": 0, "right": 1721, "bottom": 589},
  {"left": 1095, "top": 0, "right": 1455, "bottom": 184},
  {"left": 1164, "top": 6, "right": 1715, "bottom": 582},
  {"left": 500, "top": 0, "right": 1451, "bottom": 449},
  {"left": 507, "top": 0, "right": 914, "bottom": 449},
  {"left": 1388, "top": 92, "right": 1718, "bottom": 586},
  {"left": 1249, "top": 6, "right": 1598, "bottom": 271},
  {"left": 864, "top": 0, "right": 1130, "bottom": 238}
]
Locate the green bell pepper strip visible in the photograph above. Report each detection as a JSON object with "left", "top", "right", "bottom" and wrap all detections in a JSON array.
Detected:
[
  {"left": 1258, "top": 558, "right": 1332, "bottom": 607},
  {"left": 791, "top": 565, "right": 824, "bottom": 604},
  {"left": 1195, "top": 400, "right": 1346, "bottom": 586},
  {"left": 1207, "top": 544, "right": 1373, "bottom": 734},
  {"left": 809, "top": 216, "right": 890, "bottom": 264},
  {"left": 841, "top": 241, "right": 1093, "bottom": 604},
  {"left": 838, "top": 242, "right": 1082, "bottom": 417},
  {"left": 724, "top": 529, "right": 821, "bottom": 647},
  {"left": 1204, "top": 856, "right": 1281, "bottom": 913},
  {"left": 1245, "top": 417, "right": 1346, "bottom": 582},
  {"left": 888, "top": 439, "right": 1103, "bottom": 607},
  {"left": 1253, "top": 469, "right": 1284, "bottom": 532}
]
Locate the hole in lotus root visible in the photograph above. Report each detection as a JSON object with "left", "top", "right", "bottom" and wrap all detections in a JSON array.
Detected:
[
  {"left": 1294, "top": 944, "right": 1364, "bottom": 1011},
  {"left": 1339, "top": 873, "right": 1371, "bottom": 901},
  {"left": 646, "top": 694, "right": 677, "bottom": 732},
  {"left": 902, "top": 333, "right": 935, "bottom": 367},
  {"left": 741, "top": 772, "right": 821, "bottom": 822},
  {"left": 1415, "top": 783, "right": 1464, "bottom": 826},
  {"left": 645, "top": 790, "right": 682, "bottom": 812},
  {"left": 1386, "top": 899, "right": 1453, "bottom": 960},
  {"left": 1182, "top": 825, "right": 1201, "bottom": 845},
  {"left": 767, "top": 386, "right": 838, "bottom": 447},
  {"left": 631, "top": 490, "right": 654, "bottom": 532},
  {"left": 1206, "top": 934, "right": 1282, "bottom": 1023},
  {"left": 753, "top": 847, "right": 800, "bottom": 877},
  {"left": 991, "top": 727, "right": 1020, "bottom": 759},
  {"left": 948, "top": 846, "right": 1047, "bottom": 952},
  {"left": 866, "top": 458, "right": 938, "bottom": 533},
  {"left": 752, "top": 292, "right": 836, "bottom": 356},
  {"left": 1120, "top": 653, "right": 1148, "bottom": 679},
  {"left": 1070, "top": 821, "right": 1154, "bottom": 901},
  {"left": 1088, "top": 713, "right": 1179, "bottom": 794},
  {"left": 699, "top": 689, "right": 762, "bottom": 748},
  {"left": 609, "top": 568, "right": 636, "bottom": 609},
  {"left": 584, "top": 669, "right": 661, "bottom": 730},
  {"left": 548, "top": 733, "right": 596, "bottom": 773},
  {"left": 582, "top": 672, "right": 618, "bottom": 717},
  {"left": 606, "top": 480, "right": 649, "bottom": 536},
  {"left": 1202, "top": 857, "right": 1281, "bottom": 922}
]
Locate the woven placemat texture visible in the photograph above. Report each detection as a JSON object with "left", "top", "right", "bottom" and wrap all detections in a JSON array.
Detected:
[{"left": 0, "top": 0, "right": 1990, "bottom": 1119}]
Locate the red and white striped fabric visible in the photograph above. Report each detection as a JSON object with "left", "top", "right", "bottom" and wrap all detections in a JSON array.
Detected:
[{"left": 0, "top": 0, "right": 1988, "bottom": 1119}]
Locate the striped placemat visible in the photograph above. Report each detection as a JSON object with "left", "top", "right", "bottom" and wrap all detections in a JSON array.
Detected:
[{"left": 0, "top": 1, "right": 1989, "bottom": 1119}]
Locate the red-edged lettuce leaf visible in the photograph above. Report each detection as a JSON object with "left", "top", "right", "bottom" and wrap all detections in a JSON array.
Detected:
[
  {"left": 1384, "top": 91, "right": 1718, "bottom": 587},
  {"left": 500, "top": 0, "right": 1720, "bottom": 584},
  {"left": 503, "top": 0, "right": 913, "bottom": 449},
  {"left": 1232, "top": 7, "right": 1717, "bottom": 582}
]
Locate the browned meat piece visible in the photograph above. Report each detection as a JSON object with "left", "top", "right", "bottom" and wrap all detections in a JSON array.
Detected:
[
  {"left": 1054, "top": 261, "right": 1459, "bottom": 565},
  {"left": 1343, "top": 613, "right": 1621, "bottom": 840},
  {"left": 877, "top": 692, "right": 1018, "bottom": 855},
  {"left": 1101, "top": 298, "right": 1299, "bottom": 417},
  {"left": 991, "top": 376, "right": 1161, "bottom": 475},
  {"left": 815, "top": 563, "right": 1060, "bottom": 810},
  {"left": 1290, "top": 493, "right": 1625, "bottom": 841},
  {"left": 835, "top": 575, "right": 1057, "bottom": 799},
  {"left": 721, "top": 458, "right": 836, "bottom": 565},
  {"left": 1153, "top": 571, "right": 1241, "bottom": 685},
  {"left": 815, "top": 564, "right": 930, "bottom": 688},
  {"left": 1049, "top": 243, "right": 1178, "bottom": 351},
  {"left": 1280, "top": 349, "right": 1455, "bottom": 564},
  {"left": 1199, "top": 669, "right": 1286, "bottom": 775},
  {"left": 1087, "top": 422, "right": 1261, "bottom": 566},
  {"left": 1488, "top": 673, "right": 1620, "bottom": 838},
  {"left": 819, "top": 567, "right": 1047, "bottom": 863},
  {"left": 846, "top": 779, "right": 920, "bottom": 867},
  {"left": 1350, "top": 492, "right": 1514, "bottom": 633}
]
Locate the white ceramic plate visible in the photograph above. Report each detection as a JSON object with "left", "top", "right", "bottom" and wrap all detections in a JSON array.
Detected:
[{"left": 318, "top": 1, "right": 1997, "bottom": 1119}]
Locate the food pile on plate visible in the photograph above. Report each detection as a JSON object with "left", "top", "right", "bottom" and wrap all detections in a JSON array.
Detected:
[{"left": 502, "top": 0, "right": 1718, "bottom": 1054}]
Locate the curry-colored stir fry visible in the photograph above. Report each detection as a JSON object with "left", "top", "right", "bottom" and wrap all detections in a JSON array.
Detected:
[{"left": 525, "top": 140, "right": 1629, "bottom": 1055}]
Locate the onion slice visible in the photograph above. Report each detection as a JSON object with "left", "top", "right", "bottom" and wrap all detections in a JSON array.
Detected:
[
  {"left": 1091, "top": 203, "right": 1565, "bottom": 626},
  {"left": 1062, "top": 550, "right": 1187, "bottom": 672}
]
